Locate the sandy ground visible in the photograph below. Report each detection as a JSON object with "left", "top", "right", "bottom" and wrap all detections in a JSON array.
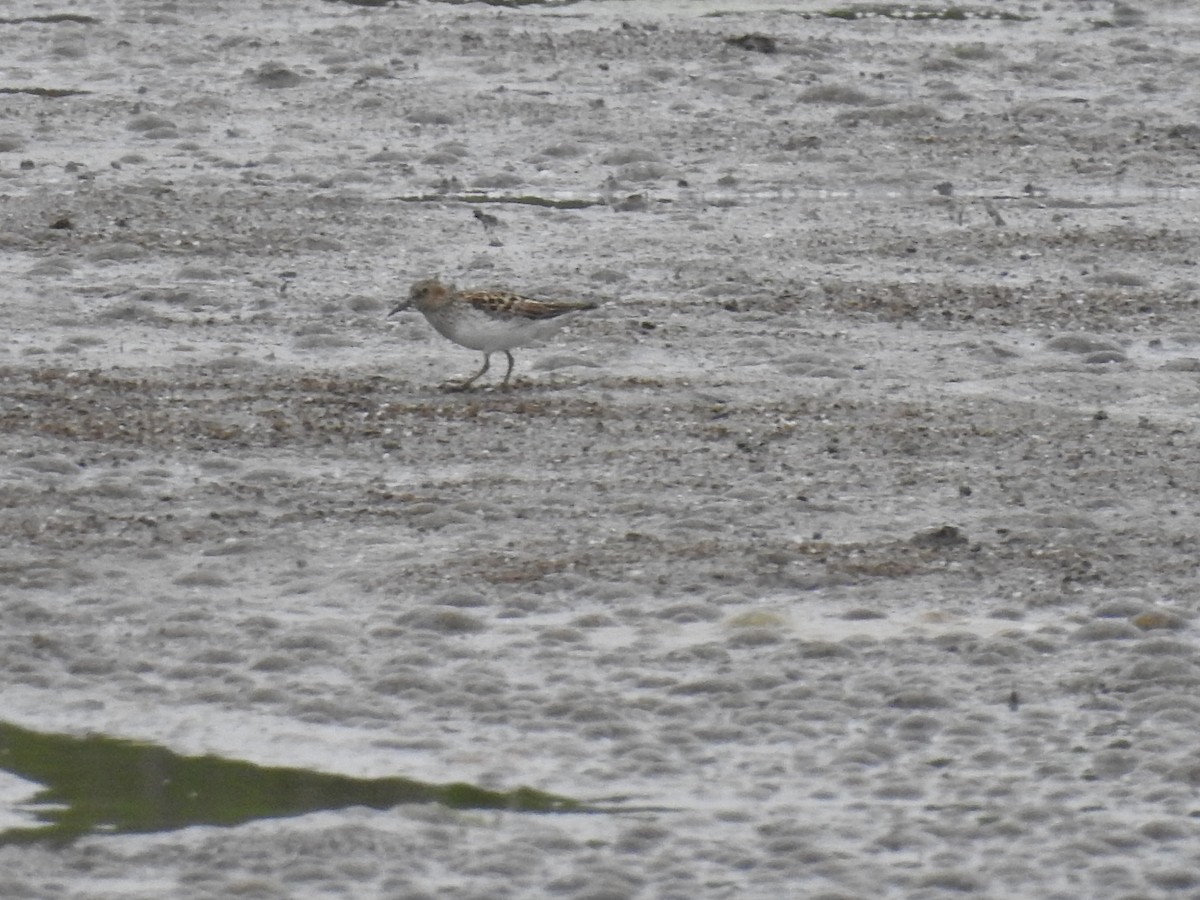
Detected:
[{"left": 2, "top": 0, "right": 1200, "bottom": 896}]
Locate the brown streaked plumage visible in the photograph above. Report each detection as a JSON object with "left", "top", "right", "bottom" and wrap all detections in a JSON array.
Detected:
[{"left": 388, "top": 278, "right": 598, "bottom": 390}]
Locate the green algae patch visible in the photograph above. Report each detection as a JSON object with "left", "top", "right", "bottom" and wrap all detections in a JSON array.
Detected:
[{"left": 0, "top": 721, "right": 583, "bottom": 845}]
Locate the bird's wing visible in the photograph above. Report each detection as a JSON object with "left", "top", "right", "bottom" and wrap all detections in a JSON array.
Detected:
[{"left": 461, "top": 291, "right": 596, "bottom": 321}]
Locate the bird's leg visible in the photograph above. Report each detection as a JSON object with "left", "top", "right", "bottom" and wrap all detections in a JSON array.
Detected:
[
  {"left": 446, "top": 353, "right": 491, "bottom": 391},
  {"left": 500, "top": 350, "right": 516, "bottom": 388}
]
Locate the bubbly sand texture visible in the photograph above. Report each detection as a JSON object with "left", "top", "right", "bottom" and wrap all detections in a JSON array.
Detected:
[{"left": 2, "top": 1, "right": 1200, "bottom": 897}]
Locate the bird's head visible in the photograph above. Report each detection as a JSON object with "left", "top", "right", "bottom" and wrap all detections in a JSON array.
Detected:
[{"left": 389, "top": 278, "right": 450, "bottom": 317}]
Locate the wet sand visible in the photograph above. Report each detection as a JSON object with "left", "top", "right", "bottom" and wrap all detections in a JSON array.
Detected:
[{"left": 2, "top": 0, "right": 1200, "bottom": 896}]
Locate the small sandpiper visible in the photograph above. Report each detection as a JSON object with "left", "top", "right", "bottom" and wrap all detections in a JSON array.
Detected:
[{"left": 389, "top": 278, "right": 598, "bottom": 390}]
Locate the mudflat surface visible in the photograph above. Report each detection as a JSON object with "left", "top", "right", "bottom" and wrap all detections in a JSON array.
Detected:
[{"left": 2, "top": 0, "right": 1200, "bottom": 896}]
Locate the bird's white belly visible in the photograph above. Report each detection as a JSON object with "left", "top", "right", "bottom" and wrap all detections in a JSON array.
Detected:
[{"left": 433, "top": 314, "right": 567, "bottom": 352}]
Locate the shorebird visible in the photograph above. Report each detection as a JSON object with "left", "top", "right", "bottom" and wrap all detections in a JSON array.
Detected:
[{"left": 389, "top": 278, "right": 598, "bottom": 390}]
